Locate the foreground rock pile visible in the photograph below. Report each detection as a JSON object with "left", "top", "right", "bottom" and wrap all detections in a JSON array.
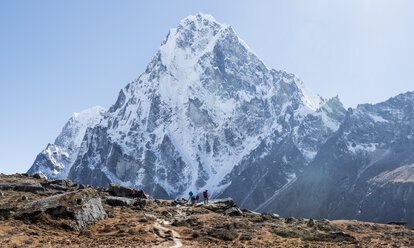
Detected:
[{"left": 1, "top": 174, "right": 413, "bottom": 247}]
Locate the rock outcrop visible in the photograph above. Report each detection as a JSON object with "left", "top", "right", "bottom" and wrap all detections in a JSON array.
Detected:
[{"left": 17, "top": 188, "right": 107, "bottom": 231}]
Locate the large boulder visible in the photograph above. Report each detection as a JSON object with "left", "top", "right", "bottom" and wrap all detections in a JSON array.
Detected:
[
  {"left": 224, "top": 207, "right": 243, "bottom": 216},
  {"left": 109, "top": 183, "right": 148, "bottom": 198},
  {"left": 0, "top": 179, "right": 45, "bottom": 193},
  {"left": 204, "top": 198, "right": 236, "bottom": 211},
  {"left": 17, "top": 188, "right": 107, "bottom": 231},
  {"left": 31, "top": 173, "right": 47, "bottom": 180},
  {"left": 105, "top": 196, "right": 134, "bottom": 206},
  {"left": 41, "top": 179, "right": 74, "bottom": 191}
]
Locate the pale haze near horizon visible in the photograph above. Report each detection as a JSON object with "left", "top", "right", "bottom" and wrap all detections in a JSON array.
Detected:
[{"left": 0, "top": 0, "right": 413, "bottom": 174}]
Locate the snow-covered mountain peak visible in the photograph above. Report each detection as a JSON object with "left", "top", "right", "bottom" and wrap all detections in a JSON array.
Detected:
[
  {"left": 28, "top": 105, "right": 106, "bottom": 179},
  {"left": 159, "top": 14, "right": 228, "bottom": 72},
  {"left": 55, "top": 105, "right": 106, "bottom": 150}
]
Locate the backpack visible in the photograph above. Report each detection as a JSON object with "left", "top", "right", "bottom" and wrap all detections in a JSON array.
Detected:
[
  {"left": 203, "top": 191, "right": 207, "bottom": 197},
  {"left": 196, "top": 195, "right": 199, "bottom": 201},
  {"left": 189, "top": 191, "right": 193, "bottom": 196}
]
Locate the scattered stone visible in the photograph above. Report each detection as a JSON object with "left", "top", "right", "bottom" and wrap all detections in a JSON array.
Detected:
[
  {"left": 162, "top": 210, "right": 172, "bottom": 217},
  {"left": 285, "top": 217, "right": 297, "bottom": 224},
  {"left": 105, "top": 196, "right": 134, "bottom": 207},
  {"left": 0, "top": 191, "right": 4, "bottom": 196},
  {"left": 172, "top": 216, "right": 189, "bottom": 226},
  {"left": 100, "top": 225, "right": 112, "bottom": 233},
  {"left": 0, "top": 208, "right": 12, "bottom": 220},
  {"left": 233, "top": 221, "right": 247, "bottom": 229},
  {"left": 207, "top": 224, "right": 239, "bottom": 241},
  {"left": 271, "top": 223, "right": 278, "bottom": 228},
  {"left": 78, "top": 230, "right": 92, "bottom": 237},
  {"left": 239, "top": 233, "right": 253, "bottom": 241},
  {"left": 138, "top": 217, "right": 148, "bottom": 223},
  {"left": 78, "top": 184, "right": 86, "bottom": 190},
  {"left": 307, "top": 219, "right": 315, "bottom": 227},
  {"left": 272, "top": 213, "right": 280, "bottom": 219},
  {"left": 133, "top": 199, "right": 146, "bottom": 209},
  {"left": 21, "top": 195, "right": 29, "bottom": 201},
  {"left": 191, "top": 232, "right": 199, "bottom": 239},
  {"left": 143, "top": 213, "right": 156, "bottom": 220}
]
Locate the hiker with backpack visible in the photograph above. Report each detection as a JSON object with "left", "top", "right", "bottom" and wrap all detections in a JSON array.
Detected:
[
  {"left": 195, "top": 194, "right": 200, "bottom": 204},
  {"left": 203, "top": 190, "right": 208, "bottom": 204},
  {"left": 187, "top": 191, "right": 194, "bottom": 204}
]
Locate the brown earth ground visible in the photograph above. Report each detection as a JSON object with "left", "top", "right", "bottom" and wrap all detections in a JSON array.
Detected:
[{"left": 1, "top": 174, "right": 413, "bottom": 247}]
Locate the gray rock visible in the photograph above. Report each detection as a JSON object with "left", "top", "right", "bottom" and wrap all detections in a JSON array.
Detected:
[
  {"left": 133, "top": 199, "right": 146, "bottom": 209},
  {"left": 285, "top": 217, "right": 297, "bottom": 224},
  {"left": 207, "top": 224, "right": 239, "bottom": 241},
  {"left": 0, "top": 180, "right": 44, "bottom": 193},
  {"left": 143, "top": 213, "right": 156, "bottom": 220},
  {"left": 162, "top": 210, "right": 173, "bottom": 217},
  {"left": 17, "top": 188, "right": 107, "bottom": 231},
  {"left": 307, "top": 218, "right": 315, "bottom": 227},
  {"left": 138, "top": 216, "right": 148, "bottom": 222},
  {"left": 224, "top": 207, "right": 243, "bottom": 216},
  {"left": 206, "top": 198, "right": 236, "bottom": 209},
  {"left": 21, "top": 195, "right": 29, "bottom": 201},
  {"left": 105, "top": 196, "right": 134, "bottom": 207},
  {"left": 47, "top": 184, "right": 68, "bottom": 191},
  {"left": 31, "top": 173, "right": 47, "bottom": 180},
  {"left": 109, "top": 183, "right": 148, "bottom": 199},
  {"left": 50, "top": 179, "right": 73, "bottom": 188},
  {"left": 0, "top": 192, "right": 3, "bottom": 196}
]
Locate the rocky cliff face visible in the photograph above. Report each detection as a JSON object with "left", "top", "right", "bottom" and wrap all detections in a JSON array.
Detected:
[
  {"left": 267, "top": 92, "right": 414, "bottom": 225},
  {"left": 28, "top": 13, "right": 414, "bottom": 226}
]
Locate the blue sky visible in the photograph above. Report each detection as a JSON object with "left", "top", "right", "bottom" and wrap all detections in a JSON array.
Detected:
[{"left": 1, "top": 0, "right": 413, "bottom": 174}]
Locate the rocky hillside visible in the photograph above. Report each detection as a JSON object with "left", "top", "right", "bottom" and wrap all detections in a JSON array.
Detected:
[{"left": 1, "top": 174, "right": 413, "bottom": 248}]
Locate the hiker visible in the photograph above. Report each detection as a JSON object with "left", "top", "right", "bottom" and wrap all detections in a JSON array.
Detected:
[
  {"left": 195, "top": 194, "right": 200, "bottom": 203},
  {"left": 187, "top": 191, "right": 194, "bottom": 203},
  {"left": 203, "top": 190, "right": 208, "bottom": 204}
]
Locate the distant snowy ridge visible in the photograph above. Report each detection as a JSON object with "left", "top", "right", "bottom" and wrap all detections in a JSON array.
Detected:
[{"left": 28, "top": 106, "right": 106, "bottom": 179}]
